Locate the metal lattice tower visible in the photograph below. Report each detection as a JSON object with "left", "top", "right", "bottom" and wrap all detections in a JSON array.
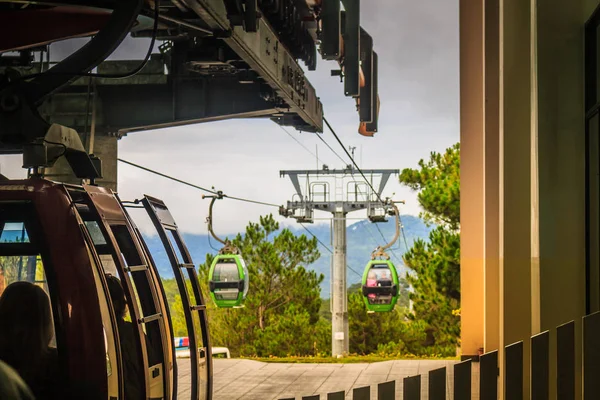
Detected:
[{"left": 279, "top": 165, "right": 399, "bottom": 357}]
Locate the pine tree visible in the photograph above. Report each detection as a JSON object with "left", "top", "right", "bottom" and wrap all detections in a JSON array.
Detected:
[
  {"left": 399, "top": 143, "right": 460, "bottom": 355},
  {"left": 197, "top": 214, "right": 330, "bottom": 357}
]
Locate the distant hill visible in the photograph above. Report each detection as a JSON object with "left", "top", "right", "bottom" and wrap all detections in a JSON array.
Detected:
[{"left": 142, "top": 215, "right": 433, "bottom": 298}]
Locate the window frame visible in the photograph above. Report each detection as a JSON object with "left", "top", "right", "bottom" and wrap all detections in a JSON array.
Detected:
[
  {"left": 71, "top": 187, "right": 171, "bottom": 398},
  {"left": 0, "top": 200, "right": 68, "bottom": 390}
]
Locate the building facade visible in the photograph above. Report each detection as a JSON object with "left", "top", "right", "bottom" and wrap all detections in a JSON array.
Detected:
[{"left": 460, "top": 0, "right": 600, "bottom": 397}]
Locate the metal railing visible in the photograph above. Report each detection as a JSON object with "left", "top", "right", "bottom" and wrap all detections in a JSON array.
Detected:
[{"left": 280, "top": 311, "right": 600, "bottom": 399}]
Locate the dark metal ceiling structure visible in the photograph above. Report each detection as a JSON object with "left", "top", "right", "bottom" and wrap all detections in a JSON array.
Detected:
[{"left": 0, "top": 0, "right": 380, "bottom": 165}]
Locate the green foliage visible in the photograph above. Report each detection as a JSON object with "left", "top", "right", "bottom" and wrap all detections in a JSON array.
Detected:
[
  {"left": 196, "top": 214, "right": 330, "bottom": 357},
  {"left": 347, "top": 292, "right": 434, "bottom": 357},
  {"left": 319, "top": 298, "right": 331, "bottom": 321},
  {"left": 400, "top": 143, "right": 460, "bottom": 229},
  {"left": 402, "top": 227, "right": 460, "bottom": 355},
  {"left": 399, "top": 143, "right": 461, "bottom": 356},
  {"left": 160, "top": 279, "right": 188, "bottom": 337}
]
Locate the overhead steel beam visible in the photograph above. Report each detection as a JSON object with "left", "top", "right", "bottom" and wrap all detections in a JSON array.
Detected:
[
  {"left": 364, "top": 51, "right": 379, "bottom": 134},
  {"left": 24, "top": 0, "right": 143, "bottom": 105},
  {"left": 321, "top": 0, "right": 341, "bottom": 60},
  {"left": 341, "top": 0, "right": 360, "bottom": 97},
  {"left": 280, "top": 168, "right": 399, "bottom": 176},
  {"left": 40, "top": 75, "right": 283, "bottom": 136},
  {"left": 359, "top": 28, "right": 373, "bottom": 123},
  {"left": 180, "top": 0, "right": 324, "bottom": 132}
]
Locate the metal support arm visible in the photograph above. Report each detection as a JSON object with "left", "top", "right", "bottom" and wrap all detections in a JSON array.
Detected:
[
  {"left": 0, "top": 0, "right": 143, "bottom": 161},
  {"left": 371, "top": 203, "right": 400, "bottom": 260},
  {"left": 203, "top": 192, "right": 239, "bottom": 254},
  {"left": 23, "top": 0, "right": 144, "bottom": 105}
]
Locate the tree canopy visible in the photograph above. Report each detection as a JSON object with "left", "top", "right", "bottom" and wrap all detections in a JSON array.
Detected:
[
  {"left": 399, "top": 143, "right": 461, "bottom": 356},
  {"left": 197, "top": 214, "right": 330, "bottom": 357},
  {"left": 400, "top": 143, "right": 460, "bottom": 229}
]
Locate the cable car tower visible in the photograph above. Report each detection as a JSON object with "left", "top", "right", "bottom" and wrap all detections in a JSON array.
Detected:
[{"left": 279, "top": 165, "right": 399, "bottom": 357}]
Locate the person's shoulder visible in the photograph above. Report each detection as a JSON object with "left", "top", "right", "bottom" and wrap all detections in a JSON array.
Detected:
[{"left": 0, "top": 359, "right": 35, "bottom": 400}]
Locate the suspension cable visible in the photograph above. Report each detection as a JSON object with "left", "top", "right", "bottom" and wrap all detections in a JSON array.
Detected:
[
  {"left": 117, "top": 158, "right": 281, "bottom": 208},
  {"left": 316, "top": 133, "right": 347, "bottom": 166},
  {"left": 299, "top": 223, "right": 363, "bottom": 279},
  {"left": 278, "top": 125, "right": 323, "bottom": 164},
  {"left": 323, "top": 116, "right": 413, "bottom": 257},
  {"left": 323, "top": 116, "right": 384, "bottom": 204}
]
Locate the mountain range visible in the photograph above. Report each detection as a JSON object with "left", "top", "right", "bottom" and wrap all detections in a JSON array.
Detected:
[{"left": 141, "top": 215, "right": 433, "bottom": 298}]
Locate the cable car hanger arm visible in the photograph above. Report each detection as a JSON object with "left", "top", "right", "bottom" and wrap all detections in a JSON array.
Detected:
[
  {"left": 371, "top": 201, "right": 404, "bottom": 260},
  {"left": 202, "top": 191, "right": 238, "bottom": 254}
]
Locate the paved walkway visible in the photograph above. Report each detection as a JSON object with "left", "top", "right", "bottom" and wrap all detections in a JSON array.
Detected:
[{"left": 201, "top": 358, "right": 480, "bottom": 400}]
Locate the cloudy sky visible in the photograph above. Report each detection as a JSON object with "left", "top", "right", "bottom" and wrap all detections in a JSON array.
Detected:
[{"left": 1, "top": 0, "right": 459, "bottom": 236}]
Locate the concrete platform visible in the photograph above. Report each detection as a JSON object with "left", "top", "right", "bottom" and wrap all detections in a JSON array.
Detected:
[{"left": 177, "top": 358, "right": 480, "bottom": 400}]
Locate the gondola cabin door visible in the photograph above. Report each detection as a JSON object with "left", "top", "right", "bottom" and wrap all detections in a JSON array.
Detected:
[
  {"left": 137, "top": 195, "right": 212, "bottom": 400},
  {"left": 0, "top": 179, "right": 212, "bottom": 400}
]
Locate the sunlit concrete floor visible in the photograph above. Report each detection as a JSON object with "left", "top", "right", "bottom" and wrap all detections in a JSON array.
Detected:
[{"left": 177, "top": 358, "right": 480, "bottom": 400}]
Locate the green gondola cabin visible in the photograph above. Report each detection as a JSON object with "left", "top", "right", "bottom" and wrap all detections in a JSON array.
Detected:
[
  {"left": 208, "top": 254, "right": 249, "bottom": 308},
  {"left": 361, "top": 259, "right": 399, "bottom": 312}
]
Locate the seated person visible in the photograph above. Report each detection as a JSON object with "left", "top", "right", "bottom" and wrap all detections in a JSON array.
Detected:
[
  {"left": 0, "top": 281, "right": 59, "bottom": 399},
  {"left": 366, "top": 271, "right": 377, "bottom": 303},
  {"left": 378, "top": 270, "right": 393, "bottom": 286},
  {"left": 376, "top": 270, "right": 393, "bottom": 305}
]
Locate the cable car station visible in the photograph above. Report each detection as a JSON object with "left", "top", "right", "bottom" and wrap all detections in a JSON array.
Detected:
[
  {"left": 0, "top": 0, "right": 382, "bottom": 398},
  {"left": 10, "top": 0, "right": 600, "bottom": 399}
]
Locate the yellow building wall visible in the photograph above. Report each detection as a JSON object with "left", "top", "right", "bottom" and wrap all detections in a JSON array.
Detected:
[
  {"left": 537, "top": 1, "right": 588, "bottom": 398},
  {"left": 459, "top": 0, "right": 485, "bottom": 359},
  {"left": 461, "top": 0, "right": 593, "bottom": 398}
]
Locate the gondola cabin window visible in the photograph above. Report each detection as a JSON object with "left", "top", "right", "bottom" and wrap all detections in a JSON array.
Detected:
[
  {"left": 0, "top": 205, "right": 63, "bottom": 398},
  {"left": 0, "top": 218, "right": 56, "bottom": 338}
]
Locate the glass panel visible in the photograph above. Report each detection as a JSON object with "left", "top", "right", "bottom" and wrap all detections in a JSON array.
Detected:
[
  {"left": 0, "top": 222, "right": 29, "bottom": 243},
  {"left": 370, "top": 265, "right": 392, "bottom": 285},
  {"left": 84, "top": 221, "right": 107, "bottom": 245},
  {"left": 83, "top": 243, "right": 120, "bottom": 399},
  {"left": 104, "top": 274, "right": 146, "bottom": 399},
  {"left": 0, "top": 254, "right": 61, "bottom": 397},
  {"left": 191, "top": 310, "right": 207, "bottom": 400},
  {"left": 154, "top": 206, "right": 177, "bottom": 229},
  {"left": 241, "top": 258, "right": 249, "bottom": 299},
  {"left": 213, "top": 261, "right": 240, "bottom": 282},
  {"left": 133, "top": 204, "right": 209, "bottom": 400},
  {"left": 214, "top": 289, "right": 239, "bottom": 301},
  {"left": 110, "top": 225, "right": 144, "bottom": 267},
  {"left": 166, "top": 229, "right": 184, "bottom": 264},
  {"left": 126, "top": 209, "right": 189, "bottom": 400},
  {"left": 184, "top": 268, "right": 208, "bottom": 400},
  {"left": 366, "top": 264, "right": 393, "bottom": 305},
  {"left": 145, "top": 320, "right": 165, "bottom": 400},
  {"left": 108, "top": 225, "right": 165, "bottom": 398},
  {"left": 212, "top": 260, "right": 240, "bottom": 301}
]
